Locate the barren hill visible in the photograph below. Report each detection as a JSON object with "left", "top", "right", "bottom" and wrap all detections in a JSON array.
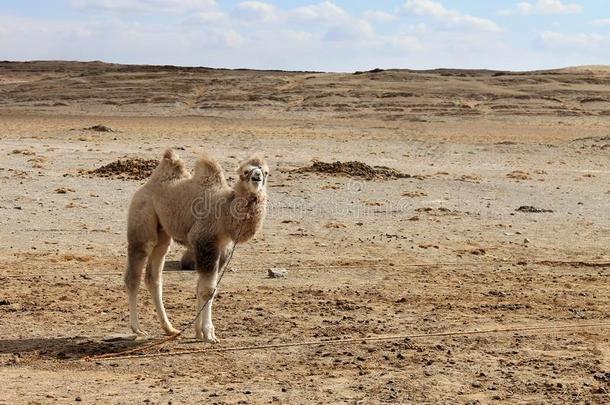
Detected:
[{"left": 2, "top": 61, "right": 610, "bottom": 120}]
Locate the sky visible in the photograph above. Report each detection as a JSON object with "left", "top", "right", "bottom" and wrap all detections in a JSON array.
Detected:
[{"left": 0, "top": 0, "right": 609, "bottom": 72}]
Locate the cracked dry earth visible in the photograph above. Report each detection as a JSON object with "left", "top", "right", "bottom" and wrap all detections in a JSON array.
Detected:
[{"left": 0, "top": 62, "right": 609, "bottom": 404}]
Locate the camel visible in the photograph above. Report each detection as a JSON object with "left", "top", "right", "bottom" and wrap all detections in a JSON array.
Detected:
[{"left": 124, "top": 149, "right": 268, "bottom": 342}]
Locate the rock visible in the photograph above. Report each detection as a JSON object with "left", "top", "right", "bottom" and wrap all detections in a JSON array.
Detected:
[
  {"left": 593, "top": 372, "right": 610, "bottom": 383},
  {"left": 268, "top": 268, "right": 287, "bottom": 278},
  {"left": 9, "top": 354, "right": 21, "bottom": 365},
  {"left": 592, "top": 385, "right": 608, "bottom": 394},
  {"left": 524, "top": 238, "right": 531, "bottom": 244}
]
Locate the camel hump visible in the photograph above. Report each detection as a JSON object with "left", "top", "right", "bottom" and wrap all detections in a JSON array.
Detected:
[
  {"left": 147, "top": 148, "right": 190, "bottom": 183},
  {"left": 194, "top": 154, "right": 226, "bottom": 187}
]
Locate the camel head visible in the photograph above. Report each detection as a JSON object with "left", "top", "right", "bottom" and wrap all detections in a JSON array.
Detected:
[{"left": 238, "top": 153, "right": 269, "bottom": 194}]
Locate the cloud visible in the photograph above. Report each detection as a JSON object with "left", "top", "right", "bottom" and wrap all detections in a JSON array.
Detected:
[
  {"left": 288, "top": 1, "right": 348, "bottom": 23},
  {"left": 362, "top": 10, "right": 398, "bottom": 22},
  {"left": 540, "top": 31, "right": 610, "bottom": 48},
  {"left": 71, "top": 0, "right": 217, "bottom": 13},
  {"left": 390, "top": 35, "right": 421, "bottom": 50},
  {"left": 404, "top": 0, "right": 502, "bottom": 32},
  {"left": 191, "top": 10, "right": 226, "bottom": 23},
  {"left": 592, "top": 18, "right": 610, "bottom": 26},
  {"left": 502, "top": 1, "right": 583, "bottom": 16},
  {"left": 234, "top": 1, "right": 278, "bottom": 23},
  {"left": 231, "top": 1, "right": 373, "bottom": 42},
  {"left": 323, "top": 19, "right": 374, "bottom": 41},
  {"left": 232, "top": 1, "right": 350, "bottom": 25}
]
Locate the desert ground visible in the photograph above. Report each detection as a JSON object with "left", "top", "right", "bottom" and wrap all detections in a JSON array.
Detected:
[{"left": 0, "top": 61, "right": 609, "bottom": 404}]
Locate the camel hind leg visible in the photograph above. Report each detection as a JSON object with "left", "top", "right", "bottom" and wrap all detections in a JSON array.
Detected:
[
  {"left": 125, "top": 242, "right": 152, "bottom": 336},
  {"left": 125, "top": 195, "right": 159, "bottom": 337},
  {"left": 145, "top": 229, "right": 179, "bottom": 336}
]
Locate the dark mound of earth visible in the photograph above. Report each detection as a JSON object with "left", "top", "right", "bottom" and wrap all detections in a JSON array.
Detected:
[
  {"left": 87, "top": 158, "right": 158, "bottom": 180},
  {"left": 299, "top": 160, "right": 411, "bottom": 180},
  {"left": 84, "top": 124, "right": 114, "bottom": 132},
  {"left": 515, "top": 205, "right": 554, "bottom": 213}
]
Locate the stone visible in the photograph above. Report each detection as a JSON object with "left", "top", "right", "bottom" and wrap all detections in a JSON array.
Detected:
[{"left": 268, "top": 268, "right": 287, "bottom": 278}]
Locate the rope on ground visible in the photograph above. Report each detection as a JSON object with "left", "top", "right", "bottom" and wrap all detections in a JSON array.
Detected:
[
  {"left": 85, "top": 322, "right": 610, "bottom": 362},
  {"left": 3, "top": 259, "right": 609, "bottom": 279}
]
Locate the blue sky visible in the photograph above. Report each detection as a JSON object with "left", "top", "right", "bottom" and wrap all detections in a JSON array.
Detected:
[{"left": 0, "top": 0, "right": 609, "bottom": 71}]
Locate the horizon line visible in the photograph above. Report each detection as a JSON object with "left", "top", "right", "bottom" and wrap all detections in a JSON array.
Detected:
[{"left": 3, "top": 59, "right": 609, "bottom": 75}]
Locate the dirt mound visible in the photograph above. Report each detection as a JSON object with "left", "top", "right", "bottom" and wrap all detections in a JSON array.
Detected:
[
  {"left": 515, "top": 205, "right": 554, "bottom": 213},
  {"left": 84, "top": 124, "right": 114, "bottom": 132},
  {"left": 507, "top": 170, "right": 532, "bottom": 180},
  {"left": 298, "top": 160, "right": 411, "bottom": 180},
  {"left": 87, "top": 158, "right": 158, "bottom": 180}
]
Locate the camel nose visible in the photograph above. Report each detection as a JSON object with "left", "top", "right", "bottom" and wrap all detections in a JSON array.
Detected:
[{"left": 251, "top": 168, "right": 263, "bottom": 182}]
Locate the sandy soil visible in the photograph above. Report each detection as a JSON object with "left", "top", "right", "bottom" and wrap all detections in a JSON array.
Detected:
[{"left": 0, "top": 62, "right": 609, "bottom": 404}]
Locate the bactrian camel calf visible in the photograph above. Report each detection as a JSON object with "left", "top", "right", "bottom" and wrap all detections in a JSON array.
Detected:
[{"left": 125, "top": 149, "right": 268, "bottom": 342}]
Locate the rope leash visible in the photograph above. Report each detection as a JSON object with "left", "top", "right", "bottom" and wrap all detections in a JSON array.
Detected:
[
  {"left": 3, "top": 259, "right": 608, "bottom": 279},
  {"left": 85, "top": 322, "right": 610, "bottom": 361}
]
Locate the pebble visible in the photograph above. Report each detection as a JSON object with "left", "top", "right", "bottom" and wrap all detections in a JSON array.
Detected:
[{"left": 268, "top": 268, "right": 287, "bottom": 278}]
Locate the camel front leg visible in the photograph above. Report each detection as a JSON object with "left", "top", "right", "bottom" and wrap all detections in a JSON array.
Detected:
[
  {"left": 194, "top": 240, "right": 220, "bottom": 343},
  {"left": 195, "top": 270, "right": 219, "bottom": 342}
]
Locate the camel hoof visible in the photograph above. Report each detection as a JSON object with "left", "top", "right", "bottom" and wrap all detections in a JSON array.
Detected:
[
  {"left": 133, "top": 328, "right": 149, "bottom": 337},
  {"left": 195, "top": 331, "right": 219, "bottom": 343},
  {"left": 164, "top": 327, "right": 181, "bottom": 336},
  {"left": 133, "top": 329, "right": 150, "bottom": 341},
  {"left": 205, "top": 329, "right": 219, "bottom": 343}
]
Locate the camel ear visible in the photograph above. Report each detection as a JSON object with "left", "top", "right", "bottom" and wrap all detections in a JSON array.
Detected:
[{"left": 162, "top": 148, "right": 179, "bottom": 162}]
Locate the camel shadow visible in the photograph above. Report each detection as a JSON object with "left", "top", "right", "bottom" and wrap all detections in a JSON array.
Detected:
[
  {"left": 0, "top": 336, "right": 149, "bottom": 360},
  {"left": 164, "top": 260, "right": 194, "bottom": 272}
]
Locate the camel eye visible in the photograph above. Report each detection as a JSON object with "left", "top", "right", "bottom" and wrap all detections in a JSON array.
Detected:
[
  {"left": 243, "top": 170, "right": 248, "bottom": 175},
  {"left": 264, "top": 171, "right": 269, "bottom": 176}
]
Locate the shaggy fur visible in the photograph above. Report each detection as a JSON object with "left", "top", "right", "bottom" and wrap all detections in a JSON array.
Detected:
[{"left": 124, "top": 149, "right": 268, "bottom": 342}]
